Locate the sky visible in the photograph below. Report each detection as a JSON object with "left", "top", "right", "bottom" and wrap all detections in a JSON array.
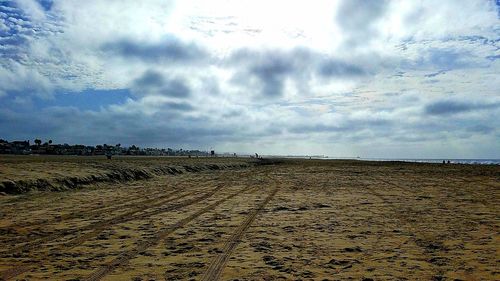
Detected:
[{"left": 0, "top": 0, "right": 499, "bottom": 158}]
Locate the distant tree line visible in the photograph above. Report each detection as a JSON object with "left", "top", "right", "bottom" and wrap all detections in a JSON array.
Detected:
[{"left": 0, "top": 139, "right": 209, "bottom": 157}]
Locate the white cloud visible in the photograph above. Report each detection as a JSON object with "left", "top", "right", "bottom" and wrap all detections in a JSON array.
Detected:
[{"left": 14, "top": 0, "right": 46, "bottom": 21}]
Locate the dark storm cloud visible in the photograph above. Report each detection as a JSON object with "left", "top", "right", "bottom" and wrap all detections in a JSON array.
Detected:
[
  {"left": 132, "top": 70, "right": 191, "bottom": 98},
  {"left": 228, "top": 48, "right": 367, "bottom": 97},
  {"left": 425, "top": 99, "right": 500, "bottom": 115},
  {"left": 102, "top": 37, "right": 207, "bottom": 63},
  {"left": 336, "top": 0, "right": 389, "bottom": 46}
]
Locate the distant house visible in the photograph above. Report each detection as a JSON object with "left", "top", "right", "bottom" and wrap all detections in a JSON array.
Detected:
[
  {"left": 0, "top": 139, "right": 11, "bottom": 154},
  {"left": 11, "top": 141, "right": 31, "bottom": 154},
  {"left": 94, "top": 145, "right": 105, "bottom": 155}
]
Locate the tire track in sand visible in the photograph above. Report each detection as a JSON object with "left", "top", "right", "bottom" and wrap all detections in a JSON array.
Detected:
[
  {"left": 0, "top": 185, "right": 223, "bottom": 280},
  {"left": 201, "top": 185, "right": 279, "bottom": 281},
  {"left": 1, "top": 167, "right": 233, "bottom": 232},
  {"left": 1, "top": 185, "right": 186, "bottom": 239},
  {"left": 84, "top": 185, "right": 260, "bottom": 281},
  {"left": 2, "top": 187, "right": 198, "bottom": 255},
  {"left": 344, "top": 176, "right": 440, "bottom": 277},
  {"left": 1, "top": 183, "right": 182, "bottom": 229}
]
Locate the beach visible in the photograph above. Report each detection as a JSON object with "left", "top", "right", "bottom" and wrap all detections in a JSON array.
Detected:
[{"left": 0, "top": 156, "right": 498, "bottom": 280}]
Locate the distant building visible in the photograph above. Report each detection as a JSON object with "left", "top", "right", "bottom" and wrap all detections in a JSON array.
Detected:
[
  {"left": 0, "top": 139, "right": 210, "bottom": 157},
  {"left": 0, "top": 139, "right": 11, "bottom": 154},
  {"left": 11, "top": 141, "right": 31, "bottom": 154}
]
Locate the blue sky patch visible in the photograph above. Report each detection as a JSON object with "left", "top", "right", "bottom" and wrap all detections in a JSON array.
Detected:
[{"left": 36, "top": 89, "right": 132, "bottom": 111}]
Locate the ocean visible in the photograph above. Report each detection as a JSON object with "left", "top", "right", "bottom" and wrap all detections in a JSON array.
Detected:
[
  {"left": 356, "top": 158, "right": 500, "bottom": 165},
  {"left": 275, "top": 156, "right": 500, "bottom": 165}
]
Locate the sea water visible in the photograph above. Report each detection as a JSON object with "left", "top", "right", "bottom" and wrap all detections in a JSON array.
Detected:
[{"left": 358, "top": 158, "right": 500, "bottom": 165}]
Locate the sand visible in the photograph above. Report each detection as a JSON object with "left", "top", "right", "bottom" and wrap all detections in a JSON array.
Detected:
[{"left": 0, "top": 156, "right": 498, "bottom": 280}]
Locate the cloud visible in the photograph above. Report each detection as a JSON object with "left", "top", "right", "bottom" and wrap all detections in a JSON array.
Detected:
[
  {"left": 101, "top": 37, "right": 208, "bottom": 63},
  {"left": 14, "top": 0, "right": 46, "bottom": 21},
  {"left": 163, "top": 101, "right": 194, "bottom": 111},
  {"left": 0, "top": 61, "right": 53, "bottom": 98},
  {"left": 242, "top": 53, "right": 294, "bottom": 98},
  {"left": 132, "top": 70, "right": 191, "bottom": 98},
  {"left": 423, "top": 48, "right": 476, "bottom": 70},
  {"left": 486, "top": 54, "right": 500, "bottom": 61},
  {"left": 336, "top": 0, "right": 389, "bottom": 47},
  {"left": 424, "top": 70, "right": 446, "bottom": 78},
  {"left": 288, "top": 113, "right": 392, "bottom": 135},
  {"left": 318, "top": 59, "right": 367, "bottom": 77},
  {"left": 425, "top": 99, "right": 500, "bottom": 115},
  {"left": 228, "top": 48, "right": 307, "bottom": 97},
  {"left": 466, "top": 124, "right": 494, "bottom": 134},
  {"left": 228, "top": 48, "right": 368, "bottom": 97}
]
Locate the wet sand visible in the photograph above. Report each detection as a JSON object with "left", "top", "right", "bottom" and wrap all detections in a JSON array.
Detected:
[{"left": 0, "top": 156, "right": 498, "bottom": 280}]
